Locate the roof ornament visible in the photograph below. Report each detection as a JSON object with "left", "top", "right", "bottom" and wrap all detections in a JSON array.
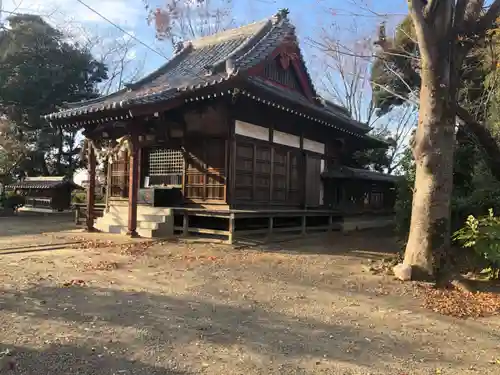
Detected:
[
  {"left": 174, "top": 41, "right": 184, "bottom": 54},
  {"left": 225, "top": 57, "right": 236, "bottom": 77},
  {"left": 275, "top": 8, "right": 290, "bottom": 22},
  {"left": 174, "top": 41, "right": 192, "bottom": 55},
  {"left": 203, "top": 64, "right": 214, "bottom": 76}
]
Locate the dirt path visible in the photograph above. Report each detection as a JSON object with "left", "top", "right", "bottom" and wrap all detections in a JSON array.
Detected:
[{"left": 0, "top": 219, "right": 498, "bottom": 374}]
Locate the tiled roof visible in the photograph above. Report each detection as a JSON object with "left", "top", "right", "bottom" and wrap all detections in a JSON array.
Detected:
[
  {"left": 245, "top": 77, "right": 370, "bottom": 134},
  {"left": 43, "top": 12, "right": 371, "bottom": 138},
  {"left": 45, "top": 16, "right": 289, "bottom": 120},
  {"left": 7, "top": 176, "right": 81, "bottom": 190},
  {"left": 321, "top": 167, "right": 400, "bottom": 183}
]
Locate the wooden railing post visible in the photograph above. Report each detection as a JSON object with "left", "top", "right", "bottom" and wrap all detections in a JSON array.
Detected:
[
  {"left": 182, "top": 211, "right": 189, "bottom": 237},
  {"left": 74, "top": 207, "right": 80, "bottom": 225}
]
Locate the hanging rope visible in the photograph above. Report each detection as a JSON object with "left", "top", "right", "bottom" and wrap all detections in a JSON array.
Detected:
[{"left": 82, "top": 136, "right": 133, "bottom": 165}]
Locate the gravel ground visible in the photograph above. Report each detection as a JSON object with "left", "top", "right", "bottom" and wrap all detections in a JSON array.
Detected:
[{"left": 0, "top": 216, "right": 499, "bottom": 375}]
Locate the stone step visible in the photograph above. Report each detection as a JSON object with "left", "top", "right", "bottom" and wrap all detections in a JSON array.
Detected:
[
  {"left": 96, "top": 218, "right": 161, "bottom": 230},
  {"left": 95, "top": 215, "right": 173, "bottom": 238},
  {"left": 108, "top": 205, "right": 173, "bottom": 216},
  {"left": 136, "top": 227, "right": 172, "bottom": 238},
  {"left": 138, "top": 221, "right": 161, "bottom": 230},
  {"left": 96, "top": 214, "right": 170, "bottom": 226}
]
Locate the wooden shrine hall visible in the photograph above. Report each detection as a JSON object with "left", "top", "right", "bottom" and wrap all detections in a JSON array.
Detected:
[
  {"left": 7, "top": 176, "right": 81, "bottom": 212},
  {"left": 43, "top": 10, "right": 397, "bottom": 241}
]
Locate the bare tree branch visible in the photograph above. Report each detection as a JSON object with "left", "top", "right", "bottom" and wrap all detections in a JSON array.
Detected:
[{"left": 475, "top": 0, "right": 500, "bottom": 36}]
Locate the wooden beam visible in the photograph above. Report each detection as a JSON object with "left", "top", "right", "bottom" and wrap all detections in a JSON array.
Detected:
[
  {"left": 86, "top": 142, "right": 96, "bottom": 232},
  {"left": 127, "top": 133, "right": 139, "bottom": 237}
]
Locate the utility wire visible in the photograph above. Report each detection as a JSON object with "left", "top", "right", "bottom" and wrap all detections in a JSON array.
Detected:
[{"left": 75, "top": 0, "right": 169, "bottom": 61}]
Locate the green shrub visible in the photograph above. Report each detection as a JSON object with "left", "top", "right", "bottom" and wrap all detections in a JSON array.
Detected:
[
  {"left": 71, "top": 191, "right": 105, "bottom": 204},
  {"left": 453, "top": 209, "right": 500, "bottom": 279},
  {"left": 3, "top": 194, "right": 24, "bottom": 211},
  {"left": 71, "top": 191, "right": 87, "bottom": 203}
]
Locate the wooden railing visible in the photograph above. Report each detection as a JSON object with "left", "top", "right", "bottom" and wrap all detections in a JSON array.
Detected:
[
  {"left": 25, "top": 197, "right": 52, "bottom": 209},
  {"left": 73, "top": 203, "right": 106, "bottom": 225}
]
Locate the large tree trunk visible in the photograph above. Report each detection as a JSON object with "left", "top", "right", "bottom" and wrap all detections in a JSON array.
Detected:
[{"left": 403, "top": 68, "right": 456, "bottom": 279}]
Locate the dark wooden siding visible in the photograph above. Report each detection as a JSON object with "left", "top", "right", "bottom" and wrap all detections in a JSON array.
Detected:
[
  {"left": 261, "top": 57, "right": 303, "bottom": 93},
  {"left": 233, "top": 136, "right": 305, "bottom": 207},
  {"left": 184, "top": 138, "right": 226, "bottom": 201},
  {"left": 305, "top": 154, "right": 322, "bottom": 207}
]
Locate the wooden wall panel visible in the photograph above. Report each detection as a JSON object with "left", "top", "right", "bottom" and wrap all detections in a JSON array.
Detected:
[
  {"left": 305, "top": 155, "right": 321, "bottom": 207},
  {"left": 184, "top": 137, "right": 226, "bottom": 202},
  {"left": 233, "top": 136, "right": 306, "bottom": 207}
]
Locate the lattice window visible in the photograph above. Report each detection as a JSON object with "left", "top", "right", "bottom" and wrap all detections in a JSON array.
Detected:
[
  {"left": 148, "top": 148, "right": 184, "bottom": 186},
  {"left": 110, "top": 151, "right": 129, "bottom": 197}
]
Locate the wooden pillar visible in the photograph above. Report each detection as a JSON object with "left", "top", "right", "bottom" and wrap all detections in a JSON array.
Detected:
[
  {"left": 105, "top": 157, "right": 111, "bottom": 212},
  {"left": 127, "top": 135, "right": 139, "bottom": 237},
  {"left": 182, "top": 211, "right": 189, "bottom": 237},
  {"left": 86, "top": 142, "right": 96, "bottom": 232},
  {"left": 228, "top": 213, "right": 235, "bottom": 244},
  {"left": 301, "top": 215, "right": 307, "bottom": 235},
  {"left": 268, "top": 216, "right": 274, "bottom": 238}
]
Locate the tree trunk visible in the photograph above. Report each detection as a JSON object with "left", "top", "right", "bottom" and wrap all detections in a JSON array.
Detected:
[{"left": 403, "top": 69, "right": 456, "bottom": 279}]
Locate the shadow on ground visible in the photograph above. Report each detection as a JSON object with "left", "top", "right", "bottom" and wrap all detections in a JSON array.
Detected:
[
  {"left": 239, "top": 229, "right": 401, "bottom": 261},
  {"left": 0, "top": 343, "right": 192, "bottom": 374},
  {"left": 0, "top": 213, "right": 76, "bottom": 238},
  {"left": 0, "top": 284, "right": 459, "bottom": 372}
]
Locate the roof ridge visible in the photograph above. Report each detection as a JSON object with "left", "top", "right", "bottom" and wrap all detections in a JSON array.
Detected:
[
  {"left": 235, "top": 16, "right": 288, "bottom": 67},
  {"left": 207, "top": 19, "right": 273, "bottom": 75},
  {"left": 189, "top": 17, "right": 272, "bottom": 48}
]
